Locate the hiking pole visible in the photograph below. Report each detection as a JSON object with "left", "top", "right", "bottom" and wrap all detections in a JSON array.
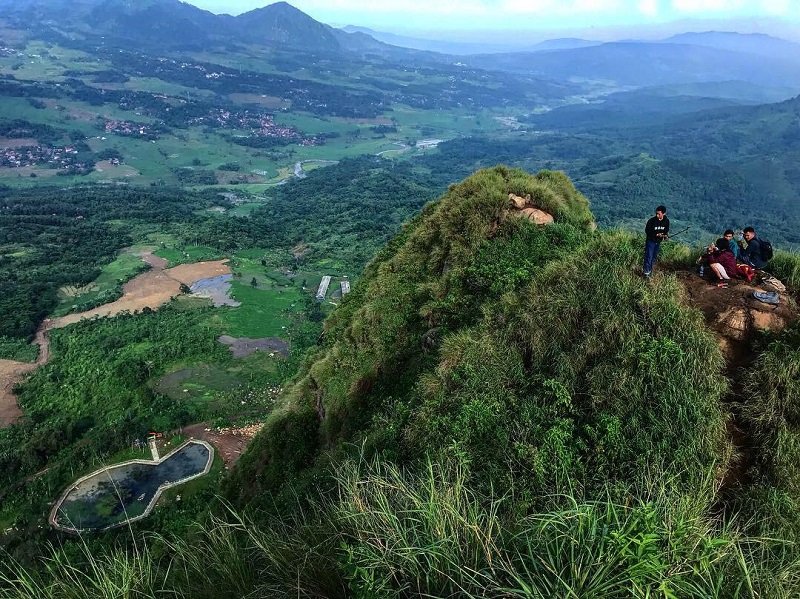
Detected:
[{"left": 666, "top": 226, "right": 691, "bottom": 241}]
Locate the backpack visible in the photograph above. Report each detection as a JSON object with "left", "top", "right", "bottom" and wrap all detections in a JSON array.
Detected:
[
  {"left": 737, "top": 263, "right": 755, "bottom": 283},
  {"left": 760, "top": 239, "right": 774, "bottom": 261}
]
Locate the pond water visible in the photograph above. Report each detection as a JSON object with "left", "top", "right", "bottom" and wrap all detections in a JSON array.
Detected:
[
  {"left": 190, "top": 274, "right": 240, "bottom": 307},
  {"left": 52, "top": 441, "right": 212, "bottom": 532}
]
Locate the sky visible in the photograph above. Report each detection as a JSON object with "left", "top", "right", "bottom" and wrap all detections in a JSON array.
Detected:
[{"left": 190, "top": 0, "right": 800, "bottom": 34}]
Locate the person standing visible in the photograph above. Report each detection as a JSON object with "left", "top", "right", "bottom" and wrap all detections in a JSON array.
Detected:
[{"left": 643, "top": 205, "right": 670, "bottom": 277}]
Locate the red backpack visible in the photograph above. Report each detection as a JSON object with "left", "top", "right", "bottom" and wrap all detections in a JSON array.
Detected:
[{"left": 737, "top": 263, "right": 755, "bottom": 282}]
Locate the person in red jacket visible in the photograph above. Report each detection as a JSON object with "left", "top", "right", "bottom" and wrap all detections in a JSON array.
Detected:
[{"left": 708, "top": 238, "right": 738, "bottom": 288}]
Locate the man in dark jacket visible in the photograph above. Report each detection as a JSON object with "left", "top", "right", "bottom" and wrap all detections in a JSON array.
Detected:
[
  {"left": 643, "top": 205, "right": 670, "bottom": 277},
  {"left": 739, "top": 226, "right": 768, "bottom": 270}
]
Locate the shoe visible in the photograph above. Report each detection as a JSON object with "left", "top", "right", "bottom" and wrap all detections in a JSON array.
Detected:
[
  {"left": 643, "top": 271, "right": 651, "bottom": 277},
  {"left": 717, "top": 281, "right": 728, "bottom": 288}
]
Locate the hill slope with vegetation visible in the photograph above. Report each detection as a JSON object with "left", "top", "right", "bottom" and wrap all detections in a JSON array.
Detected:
[{"left": 7, "top": 167, "right": 800, "bottom": 596}]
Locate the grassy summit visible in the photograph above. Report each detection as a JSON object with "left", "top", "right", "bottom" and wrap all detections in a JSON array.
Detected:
[{"left": 230, "top": 166, "right": 726, "bottom": 507}]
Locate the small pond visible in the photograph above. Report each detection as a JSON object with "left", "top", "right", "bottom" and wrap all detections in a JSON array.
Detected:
[
  {"left": 51, "top": 440, "right": 213, "bottom": 532},
  {"left": 190, "top": 274, "right": 240, "bottom": 307}
]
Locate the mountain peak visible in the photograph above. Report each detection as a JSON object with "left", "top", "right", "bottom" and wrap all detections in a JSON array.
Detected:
[{"left": 235, "top": 1, "right": 341, "bottom": 51}]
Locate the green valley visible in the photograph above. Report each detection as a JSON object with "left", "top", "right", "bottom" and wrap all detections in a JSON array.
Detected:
[{"left": 2, "top": 0, "right": 800, "bottom": 596}]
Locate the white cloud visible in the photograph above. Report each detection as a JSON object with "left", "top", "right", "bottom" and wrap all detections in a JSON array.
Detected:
[
  {"left": 638, "top": 0, "right": 660, "bottom": 16},
  {"left": 284, "top": 0, "right": 627, "bottom": 16},
  {"left": 670, "top": 0, "right": 746, "bottom": 12},
  {"left": 761, "top": 0, "right": 791, "bottom": 14}
]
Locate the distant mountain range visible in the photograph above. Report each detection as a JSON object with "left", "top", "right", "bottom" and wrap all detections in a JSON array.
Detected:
[
  {"left": 2, "top": 0, "right": 799, "bottom": 97},
  {"left": 0, "top": 0, "right": 389, "bottom": 54},
  {"left": 466, "top": 33, "right": 800, "bottom": 89},
  {"left": 339, "top": 26, "right": 599, "bottom": 55}
]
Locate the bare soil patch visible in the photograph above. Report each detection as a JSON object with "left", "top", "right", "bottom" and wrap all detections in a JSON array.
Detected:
[
  {"left": 218, "top": 335, "right": 289, "bottom": 358},
  {"left": 182, "top": 422, "right": 264, "bottom": 468},
  {"left": 1, "top": 326, "right": 48, "bottom": 427},
  {"left": 0, "top": 360, "right": 34, "bottom": 426},
  {"left": 140, "top": 250, "right": 168, "bottom": 269},
  {"left": 52, "top": 269, "right": 182, "bottom": 327},
  {"left": 165, "top": 260, "right": 231, "bottom": 285},
  {"left": 52, "top": 259, "right": 230, "bottom": 327},
  {"left": 677, "top": 272, "right": 797, "bottom": 362}
]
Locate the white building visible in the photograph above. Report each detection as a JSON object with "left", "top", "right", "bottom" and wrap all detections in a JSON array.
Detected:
[{"left": 316, "top": 276, "right": 331, "bottom": 300}]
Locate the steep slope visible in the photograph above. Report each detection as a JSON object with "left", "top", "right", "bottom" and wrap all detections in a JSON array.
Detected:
[{"left": 228, "top": 167, "right": 728, "bottom": 512}]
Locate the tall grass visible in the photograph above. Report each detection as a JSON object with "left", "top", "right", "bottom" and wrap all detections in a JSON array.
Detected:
[
  {"left": 5, "top": 455, "right": 799, "bottom": 598},
  {"left": 0, "top": 539, "right": 169, "bottom": 599},
  {"left": 769, "top": 251, "right": 800, "bottom": 292}
]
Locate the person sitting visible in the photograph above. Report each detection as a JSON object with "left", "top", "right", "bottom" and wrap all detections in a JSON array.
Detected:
[
  {"left": 708, "top": 238, "right": 738, "bottom": 288},
  {"left": 722, "top": 229, "right": 741, "bottom": 260},
  {"left": 738, "top": 226, "right": 769, "bottom": 270}
]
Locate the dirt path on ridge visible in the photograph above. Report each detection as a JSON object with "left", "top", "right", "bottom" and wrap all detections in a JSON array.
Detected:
[
  {"left": 0, "top": 251, "right": 231, "bottom": 428},
  {"left": 676, "top": 272, "right": 799, "bottom": 488}
]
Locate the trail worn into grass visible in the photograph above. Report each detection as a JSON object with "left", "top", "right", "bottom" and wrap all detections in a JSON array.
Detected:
[
  {"left": 677, "top": 271, "right": 799, "bottom": 488},
  {"left": 0, "top": 252, "right": 231, "bottom": 428}
]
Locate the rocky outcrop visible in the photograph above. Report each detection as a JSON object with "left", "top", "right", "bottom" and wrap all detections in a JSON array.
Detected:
[{"left": 508, "top": 193, "right": 554, "bottom": 225}]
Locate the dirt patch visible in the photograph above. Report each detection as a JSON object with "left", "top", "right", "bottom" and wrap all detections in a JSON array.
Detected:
[
  {"left": 182, "top": 422, "right": 264, "bottom": 468},
  {"left": 0, "top": 360, "right": 34, "bottom": 426},
  {"left": 51, "top": 259, "right": 231, "bottom": 327},
  {"left": 165, "top": 260, "right": 230, "bottom": 285},
  {"left": 678, "top": 273, "right": 796, "bottom": 358},
  {"left": 140, "top": 250, "right": 168, "bottom": 270},
  {"left": 0, "top": 326, "right": 48, "bottom": 427},
  {"left": 218, "top": 335, "right": 289, "bottom": 358},
  {"left": 52, "top": 269, "right": 183, "bottom": 327},
  {"left": 0, "top": 137, "right": 38, "bottom": 148}
]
